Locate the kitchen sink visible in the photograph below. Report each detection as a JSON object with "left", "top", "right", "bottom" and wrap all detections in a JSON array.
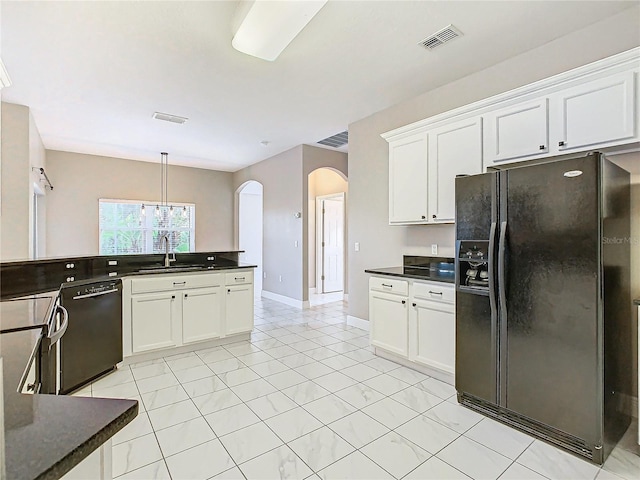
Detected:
[{"left": 137, "top": 265, "right": 205, "bottom": 274}]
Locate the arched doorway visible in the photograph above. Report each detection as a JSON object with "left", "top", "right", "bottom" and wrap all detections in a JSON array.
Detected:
[
  {"left": 308, "top": 168, "right": 348, "bottom": 305},
  {"left": 237, "top": 181, "right": 263, "bottom": 297}
]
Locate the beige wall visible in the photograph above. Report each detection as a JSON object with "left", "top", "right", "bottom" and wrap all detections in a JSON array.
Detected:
[
  {"left": 308, "top": 168, "right": 348, "bottom": 290},
  {"left": 233, "top": 144, "right": 347, "bottom": 303},
  {"left": 347, "top": 7, "right": 640, "bottom": 323},
  {"left": 45, "top": 150, "right": 234, "bottom": 256},
  {"left": 0, "top": 102, "right": 46, "bottom": 261},
  {"left": 610, "top": 153, "right": 640, "bottom": 398},
  {"left": 29, "top": 111, "right": 46, "bottom": 257},
  {"left": 234, "top": 146, "right": 305, "bottom": 301}
]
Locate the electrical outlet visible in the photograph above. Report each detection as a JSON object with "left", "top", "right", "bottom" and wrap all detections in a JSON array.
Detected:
[
  {"left": 279, "top": 275, "right": 282, "bottom": 282},
  {"left": 431, "top": 244, "right": 438, "bottom": 255},
  {"left": 354, "top": 242, "right": 360, "bottom": 252},
  {"left": 294, "top": 240, "right": 298, "bottom": 248},
  {"left": 263, "top": 272, "right": 267, "bottom": 279}
]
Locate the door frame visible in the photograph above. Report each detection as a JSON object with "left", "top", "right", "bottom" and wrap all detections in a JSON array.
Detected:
[{"left": 315, "top": 192, "right": 345, "bottom": 294}]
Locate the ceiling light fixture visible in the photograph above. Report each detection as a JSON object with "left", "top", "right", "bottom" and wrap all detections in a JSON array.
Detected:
[
  {"left": 152, "top": 112, "right": 188, "bottom": 125},
  {"left": 141, "top": 152, "right": 190, "bottom": 225},
  {"left": 232, "top": 0, "right": 328, "bottom": 61}
]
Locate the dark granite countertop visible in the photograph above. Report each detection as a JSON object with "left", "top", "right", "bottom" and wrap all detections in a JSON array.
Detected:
[
  {"left": 366, "top": 255, "right": 455, "bottom": 284},
  {"left": 365, "top": 266, "right": 455, "bottom": 284},
  {"left": 121, "top": 262, "right": 257, "bottom": 277},
  {"left": 1, "top": 319, "right": 137, "bottom": 480},
  {"left": 1, "top": 251, "right": 254, "bottom": 300},
  {"left": 634, "top": 299, "right": 640, "bottom": 306}
]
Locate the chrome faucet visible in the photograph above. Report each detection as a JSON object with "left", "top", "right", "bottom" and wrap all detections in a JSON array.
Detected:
[{"left": 161, "top": 234, "right": 176, "bottom": 267}]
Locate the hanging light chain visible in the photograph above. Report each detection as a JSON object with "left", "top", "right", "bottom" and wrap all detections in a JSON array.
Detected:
[{"left": 141, "top": 152, "right": 190, "bottom": 219}]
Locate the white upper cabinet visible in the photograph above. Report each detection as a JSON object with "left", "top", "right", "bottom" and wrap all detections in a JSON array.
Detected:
[
  {"left": 383, "top": 48, "right": 639, "bottom": 194},
  {"left": 551, "top": 71, "right": 637, "bottom": 152},
  {"left": 484, "top": 98, "right": 549, "bottom": 166},
  {"left": 388, "top": 132, "right": 429, "bottom": 224},
  {"left": 428, "top": 117, "right": 482, "bottom": 223}
]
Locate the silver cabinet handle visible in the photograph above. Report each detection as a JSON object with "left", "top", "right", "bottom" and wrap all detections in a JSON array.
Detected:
[
  {"left": 234, "top": 277, "right": 246, "bottom": 281},
  {"left": 72, "top": 288, "right": 119, "bottom": 300},
  {"left": 381, "top": 283, "right": 393, "bottom": 288},
  {"left": 48, "top": 305, "right": 69, "bottom": 347},
  {"left": 428, "top": 290, "right": 443, "bottom": 295},
  {"left": 173, "top": 281, "right": 186, "bottom": 286}
]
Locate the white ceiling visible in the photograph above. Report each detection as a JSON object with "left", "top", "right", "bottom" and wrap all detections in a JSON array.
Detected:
[{"left": 1, "top": 1, "right": 637, "bottom": 172}]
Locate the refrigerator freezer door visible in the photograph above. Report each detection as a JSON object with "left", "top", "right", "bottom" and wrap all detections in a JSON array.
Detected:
[
  {"left": 455, "top": 172, "right": 499, "bottom": 403},
  {"left": 503, "top": 155, "right": 600, "bottom": 443}
]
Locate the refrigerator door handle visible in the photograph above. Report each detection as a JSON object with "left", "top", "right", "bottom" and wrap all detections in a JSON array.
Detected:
[
  {"left": 498, "top": 221, "right": 508, "bottom": 319},
  {"left": 488, "top": 222, "right": 497, "bottom": 314}
]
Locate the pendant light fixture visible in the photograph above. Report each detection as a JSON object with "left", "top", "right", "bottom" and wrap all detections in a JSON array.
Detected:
[{"left": 140, "top": 152, "right": 187, "bottom": 219}]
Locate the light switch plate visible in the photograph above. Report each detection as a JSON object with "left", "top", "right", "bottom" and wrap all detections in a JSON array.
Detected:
[
  {"left": 354, "top": 242, "right": 360, "bottom": 252},
  {"left": 431, "top": 244, "right": 438, "bottom": 255}
]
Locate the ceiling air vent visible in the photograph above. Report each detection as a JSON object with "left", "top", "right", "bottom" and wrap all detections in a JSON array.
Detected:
[
  {"left": 418, "top": 24, "right": 463, "bottom": 50},
  {"left": 152, "top": 112, "right": 189, "bottom": 125},
  {"left": 318, "top": 130, "right": 348, "bottom": 148}
]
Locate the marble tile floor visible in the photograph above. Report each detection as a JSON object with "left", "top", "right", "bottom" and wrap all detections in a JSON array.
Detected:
[{"left": 75, "top": 298, "right": 640, "bottom": 480}]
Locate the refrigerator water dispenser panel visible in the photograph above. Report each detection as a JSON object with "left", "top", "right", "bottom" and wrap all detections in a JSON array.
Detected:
[{"left": 457, "top": 241, "right": 490, "bottom": 290}]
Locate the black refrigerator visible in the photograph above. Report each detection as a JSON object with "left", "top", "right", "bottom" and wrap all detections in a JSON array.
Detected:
[{"left": 454, "top": 152, "right": 631, "bottom": 465}]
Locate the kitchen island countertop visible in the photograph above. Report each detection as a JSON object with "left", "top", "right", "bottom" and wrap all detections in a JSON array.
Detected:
[{"left": 1, "top": 318, "right": 137, "bottom": 480}]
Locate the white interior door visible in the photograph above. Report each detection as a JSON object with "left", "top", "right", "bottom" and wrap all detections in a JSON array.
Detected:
[{"left": 318, "top": 193, "right": 344, "bottom": 293}]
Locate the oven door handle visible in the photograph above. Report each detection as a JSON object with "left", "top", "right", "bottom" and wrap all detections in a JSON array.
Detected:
[{"left": 48, "top": 305, "right": 69, "bottom": 348}]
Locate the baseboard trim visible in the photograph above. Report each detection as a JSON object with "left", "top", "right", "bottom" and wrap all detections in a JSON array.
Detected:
[
  {"left": 347, "top": 315, "right": 369, "bottom": 331},
  {"left": 262, "top": 290, "right": 308, "bottom": 309}
]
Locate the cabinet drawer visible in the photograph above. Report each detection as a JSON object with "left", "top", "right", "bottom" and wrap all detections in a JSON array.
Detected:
[
  {"left": 413, "top": 281, "right": 454, "bottom": 304},
  {"left": 224, "top": 271, "right": 253, "bottom": 285},
  {"left": 369, "top": 277, "right": 408, "bottom": 296},
  {"left": 131, "top": 273, "right": 222, "bottom": 294}
]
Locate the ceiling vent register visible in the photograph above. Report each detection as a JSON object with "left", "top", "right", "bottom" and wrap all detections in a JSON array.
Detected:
[
  {"left": 318, "top": 130, "right": 348, "bottom": 148},
  {"left": 152, "top": 112, "right": 189, "bottom": 125},
  {"left": 418, "top": 24, "right": 463, "bottom": 50}
]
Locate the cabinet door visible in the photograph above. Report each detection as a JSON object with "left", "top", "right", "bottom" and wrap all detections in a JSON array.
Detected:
[
  {"left": 428, "top": 117, "right": 482, "bottom": 223},
  {"left": 388, "top": 132, "right": 429, "bottom": 224},
  {"left": 484, "top": 98, "right": 549, "bottom": 165},
  {"left": 182, "top": 287, "right": 223, "bottom": 344},
  {"left": 369, "top": 290, "right": 408, "bottom": 357},
  {"left": 410, "top": 300, "right": 455, "bottom": 374},
  {"left": 553, "top": 71, "right": 637, "bottom": 151},
  {"left": 131, "top": 292, "right": 177, "bottom": 353},
  {"left": 225, "top": 284, "right": 254, "bottom": 335}
]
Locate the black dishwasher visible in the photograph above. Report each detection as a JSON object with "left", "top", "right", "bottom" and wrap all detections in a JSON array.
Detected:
[{"left": 59, "top": 278, "right": 122, "bottom": 394}]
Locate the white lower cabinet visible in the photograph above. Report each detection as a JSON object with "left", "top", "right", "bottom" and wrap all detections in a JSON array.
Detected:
[
  {"left": 225, "top": 284, "right": 254, "bottom": 336},
  {"left": 369, "top": 289, "right": 409, "bottom": 357},
  {"left": 123, "top": 269, "right": 254, "bottom": 357},
  {"left": 182, "top": 287, "right": 222, "bottom": 344},
  {"left": 369, "top": 276, "right": 455, "bottom": 379},
  {"left": 61, "top": 440, "right": 112, "bottom": 480},
  {"left": 131, "top": 291, "right": 178, "bottom": 353},
  {"left": 410, "top": 299, "right": 455, "bottom": 374}
]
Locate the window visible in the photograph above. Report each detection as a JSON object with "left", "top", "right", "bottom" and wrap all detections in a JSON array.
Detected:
[{"left": 99, "top": 199, "right": 195, "bottom": 255}]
